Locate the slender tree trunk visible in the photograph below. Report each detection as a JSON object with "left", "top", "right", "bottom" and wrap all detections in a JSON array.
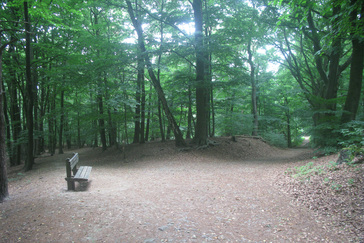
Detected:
[
  {"left": 0, "top": 78, "right": 8, "bottom": 202},
  {"left": 98, "top": 94, "right": 107, "bottom": 150},
  {"left": 248, "top": 40, "right": 259, "bottom": 136},
  {"left": 193, "top": 0, "right": 208, "bottom": 145},
  {"left": 33, "top": 35, "right": 39, "bottom": 156},
  {"left": 204, "top": 0, "right": 214, "bottom": 138},
  {"left": 133, "top": 63, "right": 142, "bottom": 144},
  {"left": 157, "top": 13, "right": 165, "bottom": 142},
  {"left": 77, "top": 110, "right": 81, "bottom": 148},
  {"left": 48, "top": 91, "right": 56, "bottom": 155},
  {"left": 284, "top": 97, "right": 292, "bottom": 148},
  {"left": 7, "top": 43, "right": 21, "bottom": 166},
  {"left": 341, "top": 0, "right": 364, "bottom": 123},
  {"left": 126, "top": 0, "right": 186, "bottom": 146},
  {"left": 325, "top": 1, "right": 342, "bottom": 112},
  {"left": 66, "top": 120, "right": 71, "bottom": 149},
  {"left": 24, "top": 1, "right": 34, "bottom": 171},
  {"left": 108, "top": 108, "right": 116, "bottom": 146},
  {"left": 38, "top": 84, "right": 46, "bottom": 154},
  {"left": 210, "top": 85, "right": 215, "bottom": 137},
  {"left": 92, "top": 10, "right": 107, "bottom": 151},
  {"left": 3, "top": 84, "right": 11, "bottom": 164},
  {"left": 157, "top": 99, "right": 165, "bottom": 141},
  {"left": 145, "top": 84, "right": 152, "bottom": 142},
  {"left": 122, "top": 70, "right": 129, "bottom": 144},
  {"left": 186, "top": 80, "right": 193, "bottom": 139},
  {"left": 0, "top": 38, "right": 13, "bottom": 202},
  {"left": 58, "top": 90, "right": 64, "bottom": 154},
  {"left": 140, "top": 73, "right": 146, "bottom": 144}
]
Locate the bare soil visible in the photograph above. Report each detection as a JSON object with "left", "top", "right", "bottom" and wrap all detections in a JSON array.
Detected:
[{"left": 1, "top": 136, "right": 362, "bottom": 242}]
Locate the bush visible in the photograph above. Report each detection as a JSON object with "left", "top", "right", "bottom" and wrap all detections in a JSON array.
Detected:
[{"left": 261, "top": 131, "right": 287, "bottom": 147}]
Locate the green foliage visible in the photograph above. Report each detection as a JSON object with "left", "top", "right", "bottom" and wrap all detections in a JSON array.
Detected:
[
  {"left": 1, "top": 0, "right": 360, "bottom": 155},
  {"left": 336, "top": 121, "right": 364, "bottom": 163},
  {"left": 338, "top": 121, "right": 364, "bottom": 148},
  {"left": 261, "top": 131, "right": 287, "bottom": 148},
  {"left": 287, "top": 162, "right": 325, "bottom": 181}
]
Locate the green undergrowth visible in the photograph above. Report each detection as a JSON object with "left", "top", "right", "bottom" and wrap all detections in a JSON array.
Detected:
[
  {"left": 285, "top": 159, "right": 360, "bottom": 192},
  {"left": 286, "top": 161, "right": 337, "bottom": 180}
]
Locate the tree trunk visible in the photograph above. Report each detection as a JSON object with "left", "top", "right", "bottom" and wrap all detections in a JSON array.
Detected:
[
  {"left": 248, "top": 40, "right": 259, "bottom": 136},
  {"left": 24, "top": 1, "right": 34, "bottom": 171},
  {"left": 193, "top": 0, "right": 208, "bottom": 146},
  {"left": 133, "top": 64, "right": 142, "bottom": 144},
  {"left": 157, "top": 13, "right": 165, "bottom": 142},
  {"left": 0, "top": 80, "right": 8, "bottom": 201},
  {"left": 204, "top": 0, "right": 214, "bottom": 138},
  {"left": 284, "top": 97, "right": 292, "bottom": 148},
  {"left": 126, "top": 0, "right": 186, "bottom": 147},
  {"left": 58, "top": 90, "right": 64, "bottom": 154},
  {"left": 0, "top": 39, "right": 12, "bottom": 202},
  {"left": 32, "top": 35, "right": 39, "bottom": 156},
  {"left": 341, "top": 0, "right": 364, "bottom": 123},
  {"left": 325, "top": 1, "right": 342, "bottom": 112},
  {"left": 48, "top": 91, "right": 56, "bottom": 155},
  {"left": 186, "top": 80, "right": 193, "bottom": 139},
  {"left": 140, "top": 71, "right": 146, "bottom": 144},
  {"left": 98, "top": 94, "right": 107, "bottom": 151},
  {"left": 6, "top": 43, "right": 21, "bottom": 166},
  {"left": 122, "top": 71, "right": 129, "bottom": 144},
  {"left": 157, "top": 99, "right": 165, "bottom": 141},
  {"left": 145, "top": 84, "right": 153, "bottom": 142},
  {"left": 38, "top": 84, "right": 46, "bottom": 154},
  {"left": 3, "top": 83, "right": 11, "bottom": 164}
]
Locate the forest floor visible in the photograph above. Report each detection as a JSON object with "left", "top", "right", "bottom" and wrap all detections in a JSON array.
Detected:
[{"left": 1, "top": 136, "right": 363, "bottom": 242}]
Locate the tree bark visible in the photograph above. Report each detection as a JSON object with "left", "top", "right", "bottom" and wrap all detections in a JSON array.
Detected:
[
  {"left": 48, "top": 90, "right": 56, "bottom": 155},
  {"left": 24, "top": 1, "right": 34, "bottom": 171},
  {"left": 341, "top": 0, "right": 364, "bottom": 123},
  {"left": 145, "top": 84, "right": 153, "bottom": 142},
  {"left": 133, "top": 56, "right": 142, "bottom": 144},
  {"left": 248, "top": 40, "right": 259, "bottom": 136},
  {"left": 325, "top": 1, "right": 342, "bottom": 111},
  {"left": 98, "top": 94, "right": 107, "bottom": 150},
  {"left": 284, "top": 97, "right": 292, "bottom": 148},
  {"left": 0, "top": 31, "right": 17, "bottom": 201},
  {"left": 0, "top": 39, "right": 12, "bottom": 202},
  {"left": 58, "top": 90, "right": 64, "bottom": 154},
  {"left": 126, "top": 0, "right": 186, "bottom": 147},
  {"left": 193, "top": 0, "right": 208, "bottom": 146},
  {"left": 157, "top": 10, "right": 165, "bottom": 142},
  {"left": 5, "top": 42, "right": 22, "bottom": 166},
  {"left": 140, "top": 68, "right": 146, "bottom": 144},
  {"left": 186, "top": 80, "right": 193, "bottom": 139}
]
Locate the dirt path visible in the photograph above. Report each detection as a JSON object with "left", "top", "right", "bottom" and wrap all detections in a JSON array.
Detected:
[{"left": 0, "top": 138, "right": 351, "bottom": 242}]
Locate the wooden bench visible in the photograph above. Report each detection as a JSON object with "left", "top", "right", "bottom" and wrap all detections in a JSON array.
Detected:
[{"left": 65, "top": 153, "right": 92, "bottom": 191}]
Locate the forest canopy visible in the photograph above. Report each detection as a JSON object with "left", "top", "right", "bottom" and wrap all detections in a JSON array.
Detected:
[{"left": 0, "top": 0, "right": 363, "bottom": 177}]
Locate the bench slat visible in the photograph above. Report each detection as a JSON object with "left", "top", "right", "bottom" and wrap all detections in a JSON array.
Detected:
[
  {"left": 74, "top": 166, "right": 92, "bottom": 181},
  {"left": 69, "top": 153, "right": 79, "bottom": 170}
]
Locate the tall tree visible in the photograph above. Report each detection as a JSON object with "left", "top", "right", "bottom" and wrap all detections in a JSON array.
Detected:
[
  {"left": 341, "top": 0, "right": 364, "bottom": 123},
  {"left": 271, "top": 0, "right": 354, "bottom": 146},
  {"left": 23, "top": 1, "right": 34, "bottom": 171},
  {"left": 192, "top": 0, "right": 208, "bottom": 146},
  {"left": 0, "top": 24, "right": 17, "bottom": 202},
  {"left": 0, "top": 43, "right": 8, "bottom": 202},
  {"left": 247, "top": 39, "right": 259, "bottom": 136},
  {"left": 126, "top": 0, "right": 186, "bottom": 147}
]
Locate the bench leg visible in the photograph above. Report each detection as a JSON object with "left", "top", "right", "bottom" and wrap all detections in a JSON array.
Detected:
[{"left": 67, "top": 179, "right": 75, "bottom": 191}]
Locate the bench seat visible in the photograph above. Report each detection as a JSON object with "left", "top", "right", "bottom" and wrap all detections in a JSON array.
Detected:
[{"left": 74, "top": 166, "right": 92, "bottom": 181}]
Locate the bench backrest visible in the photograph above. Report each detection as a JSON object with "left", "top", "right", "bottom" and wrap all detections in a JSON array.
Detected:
[{"left": 66, "top": 153, "right": 79, "bottom": 178}]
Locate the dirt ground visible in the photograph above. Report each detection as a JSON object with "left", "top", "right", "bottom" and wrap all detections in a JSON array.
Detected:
[{"left": 0, "top": 136, "right": 362, "bottom": 242}]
